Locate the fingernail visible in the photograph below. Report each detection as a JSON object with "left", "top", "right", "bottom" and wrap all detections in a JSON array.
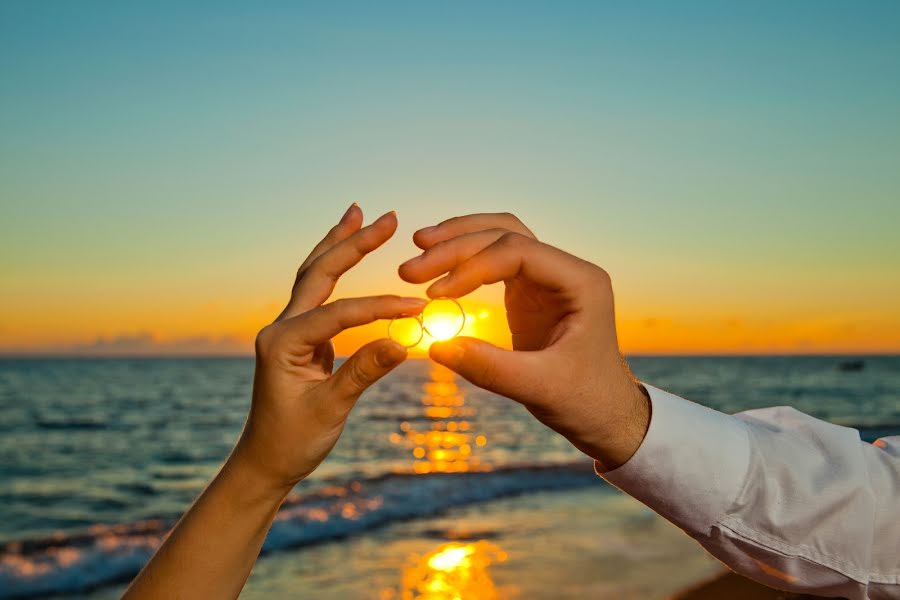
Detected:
[
  {"left": 375, "top": 210, "right": 397, "bottom": 224},
  {"left": 400, "top": 297, "right": 427, "bottom": 312},
  {"left": 417, "top": 225, "right": 437, "bottom": 236},
  {"left": 341, "top": 203, "right": 359, "bottom": 224},
  {"left": 376, "top": 341, "right": 407, "bottom": 368},
  {"left": 429, "top": 340, "right": 464, "bottom": 368}
]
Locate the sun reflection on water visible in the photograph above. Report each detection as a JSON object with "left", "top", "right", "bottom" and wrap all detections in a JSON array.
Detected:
[
  {"left": 390, "top": 363, "right": 489, "bottom": 474},
  {"left": 382, "top": 541, "right": 509, "bottom": 600},
  {"left": 380, "top": 364, "right": 508, "bottom": 598}
]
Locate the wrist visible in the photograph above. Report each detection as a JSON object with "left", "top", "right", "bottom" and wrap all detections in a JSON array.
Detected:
[
  {"left": 587, "top": 380, "right": 651, "bottom": 472},
  {"left": 222, "top": 443, "right": 297, "bottom": 507}
]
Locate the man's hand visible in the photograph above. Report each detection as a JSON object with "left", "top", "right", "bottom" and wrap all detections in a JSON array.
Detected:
[
  {"left": 233, "top": 204, "right": 426, "bottom": 494},
  {"left": 399, "top": 213, "right": 649, "bottom": 471}
]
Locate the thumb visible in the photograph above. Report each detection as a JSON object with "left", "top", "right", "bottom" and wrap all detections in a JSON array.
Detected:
[
  {"left": 327, "top": 339, "right": 408, "bottom": 405},
  {"left": 429, "top": 337, "right": 540, "bottom": 402}
]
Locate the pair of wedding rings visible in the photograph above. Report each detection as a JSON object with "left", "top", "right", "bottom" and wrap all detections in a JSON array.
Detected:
[{"left": 388, "top": 298, "right": 466, "bottom": 348}]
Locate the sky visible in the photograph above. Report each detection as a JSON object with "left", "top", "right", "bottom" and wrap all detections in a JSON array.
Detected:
[{"left": 1, "top": 1, "right": 899, "bottom": 356}]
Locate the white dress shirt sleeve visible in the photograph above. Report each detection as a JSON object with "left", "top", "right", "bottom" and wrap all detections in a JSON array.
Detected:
[{"left": 601, "top": 384, "right": 900, "bottom": 600}]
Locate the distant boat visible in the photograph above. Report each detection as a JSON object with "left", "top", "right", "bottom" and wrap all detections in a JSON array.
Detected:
[{"left": 836, "top": 360, "right": 865, "bottom": 372}]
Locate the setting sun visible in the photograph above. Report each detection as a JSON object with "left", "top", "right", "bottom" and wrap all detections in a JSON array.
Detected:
[
  {"left": 425, "top": 316, "right": 462, "bottom": 341},
  {"left": 422, "top": 299, "right": 466, "bottom": 342}
]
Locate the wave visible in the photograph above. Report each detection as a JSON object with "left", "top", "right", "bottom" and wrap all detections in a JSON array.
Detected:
[{"left": 0, "top": 461, "right": 602, "bottom": 599}]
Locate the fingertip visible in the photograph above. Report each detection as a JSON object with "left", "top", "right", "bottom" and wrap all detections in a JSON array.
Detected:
[
  {"left": 397, "top": 262, "right": 413, "bottom": 282},
  {"left": 397, "top": 258, "right": 425, "bottom": 283},
  {"left": 412, "top": 226, "right": 437, "bottom": 249},
  {"left": 377, "top": 210, "right": 397, "bottom": 223},
  {"left": 374, "top": 210, "right": 399, "bottom": 234},
  {"left": 425, "top": 279, "right": 448, "bottom": 298},
  {"left": 429, "top": 339, "right": 464, "bottom": 369},
  {"left": 340, "top": 202, "right": 363, "bottom": 228}
]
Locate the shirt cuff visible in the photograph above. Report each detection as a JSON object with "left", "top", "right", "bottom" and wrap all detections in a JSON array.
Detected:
[{"left": 599, "top": 384, "right": 752, "bottom": 535}]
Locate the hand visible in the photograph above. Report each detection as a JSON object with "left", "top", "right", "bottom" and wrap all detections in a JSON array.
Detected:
[
  {"left": 233, "top": 205, "right": 426, "bottom": 494},
  {"left": 398, "top": 213, "right": 649, "bottom": 471}
]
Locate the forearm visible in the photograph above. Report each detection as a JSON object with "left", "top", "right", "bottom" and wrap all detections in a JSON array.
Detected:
[
  {"left": 601, "top": 385, "right": 900, "bottom": 600},
  {"left": 123, "top": 449, "right": 290, "bottom": 600}
]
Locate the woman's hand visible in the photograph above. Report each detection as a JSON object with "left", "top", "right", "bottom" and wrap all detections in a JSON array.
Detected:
[
  {"left": 233, "top": 204, "right": 425, "bottom": 494},
  {"left": 124, "top": 205, "right": 423, "bottom": 600},
  {"left": 399, "top": 213, "right": 649, "bottom": 471}
]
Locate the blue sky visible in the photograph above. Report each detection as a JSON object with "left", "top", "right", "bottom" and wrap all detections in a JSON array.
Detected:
[{"left": 2, "top": 1, "right": 899, "bottom": 353}]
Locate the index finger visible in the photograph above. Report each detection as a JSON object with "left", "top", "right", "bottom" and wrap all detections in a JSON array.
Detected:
[
  {"left": 413, "top": 212, "right": 535, "bottom": 250},
  {"left": 281, "top": 295, "right": 427, "bottom": 348},
  {"left": 282, "top": 211, "right": 398, "bottom": 319},
  {"left": 426, "top": 233, "right": 602, "bottom": 300},
  {"left": 398, "top": 228, "right": 509, "bottom": 284}
]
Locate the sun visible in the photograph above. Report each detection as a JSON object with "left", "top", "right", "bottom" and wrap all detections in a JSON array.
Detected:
[
  {"left": 422, "top": 299, "right": 466, "bottom": 341},
  {"left": 425, "top": 314, "right": 464, "bottom": 341}
]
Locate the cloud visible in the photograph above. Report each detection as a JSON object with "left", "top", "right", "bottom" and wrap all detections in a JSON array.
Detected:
[{"left": 8, "top": 332, "right": 252, "bottom": 356}]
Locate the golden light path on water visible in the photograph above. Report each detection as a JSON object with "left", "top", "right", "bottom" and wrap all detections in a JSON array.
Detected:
[
  {"left": 388, "top": 363, "right": 489, "bottom": 475},
  {"left": 382, "top": 363, "right": 508, "bottom": 599}
]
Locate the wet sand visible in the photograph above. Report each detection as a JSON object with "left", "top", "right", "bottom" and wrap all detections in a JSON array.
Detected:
[{"left": 675, "top": 570, "right": 825, "bottom": 600}]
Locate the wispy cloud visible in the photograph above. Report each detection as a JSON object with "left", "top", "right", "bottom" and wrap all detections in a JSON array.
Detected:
[{"left": 2, "top": 332, "right": 252, "bottom": 357}]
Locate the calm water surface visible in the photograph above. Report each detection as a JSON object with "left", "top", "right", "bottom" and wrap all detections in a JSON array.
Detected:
[{"left": 1, "top": 356, "right": 897, "bottom": 598}]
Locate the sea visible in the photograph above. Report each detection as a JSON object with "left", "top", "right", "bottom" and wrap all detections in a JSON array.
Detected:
[{"left": 1, "top": 356, "right": 898, "bottom": 599}]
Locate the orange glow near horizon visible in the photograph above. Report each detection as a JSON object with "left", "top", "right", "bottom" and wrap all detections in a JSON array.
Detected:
[
  {"left": 4, "top": 297, "right": 900, "bottom": 356},
  {"left": 2, "top": 262, "right": 899, "bottom": 356},
  {"left": 2, "top": 292, "right": 899, "bottom": 356}
]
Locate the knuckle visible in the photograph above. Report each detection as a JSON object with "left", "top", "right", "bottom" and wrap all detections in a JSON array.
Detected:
[
  {"left": 351, "top": 231, "right": 369, "bottom": 250},
  {"left": 584, "top": 264, "right": 612, "bottom": 294},
  {"left": 330, "top": 298, "right": 361, "bottom": 325},
  {"left": 346, "top": 359, "right": 372, "bottom": 390},
  {"left": 477, "top": 362, "right": 498, "bottom": 390},
  {"left": 592, "top": 264, "right": 612, "bottom": 285},
  {"left": 304, "top": 254, "right": 324, "bottom": 277},
  {"left": 308, "top": 253, "right": 339, "bottom": 281},
  {"left": 429, "top": 238, "right": 451, "bottom": 253},
  {"left": 498, "top": 212, "right": 521, "bottom": 226},
  {"left": 254, "top": 325, "right": 278, "bottom": 357},
  {"left": 498, "top": 212, "right": 532, "bottom": 235},
  {"left": 498, "top": 231, "right": 526, "bottom": 247},
  {"left": 485, "top": 227, "right": 510, "bottom": 240}
]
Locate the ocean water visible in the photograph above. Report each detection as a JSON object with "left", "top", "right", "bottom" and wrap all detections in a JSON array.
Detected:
[{"left": 0, "top": 356, "right": 898, "bottom": 599}]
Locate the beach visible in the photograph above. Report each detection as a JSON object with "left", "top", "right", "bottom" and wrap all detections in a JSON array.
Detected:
[{"left": 2, "top": 356, "right": 897, "bottom": 598}]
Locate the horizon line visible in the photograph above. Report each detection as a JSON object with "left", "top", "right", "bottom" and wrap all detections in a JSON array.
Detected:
[{"left": 0, "top": 352, "right": 898, "bottom": 360}]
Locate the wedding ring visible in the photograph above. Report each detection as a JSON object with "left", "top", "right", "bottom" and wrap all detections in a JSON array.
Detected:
[
  {"left": 388, "top": 315, "right": 424, "bottom": 348},
  {"left": 388, "top": 298, "right": 467, "bottom": 346}
]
